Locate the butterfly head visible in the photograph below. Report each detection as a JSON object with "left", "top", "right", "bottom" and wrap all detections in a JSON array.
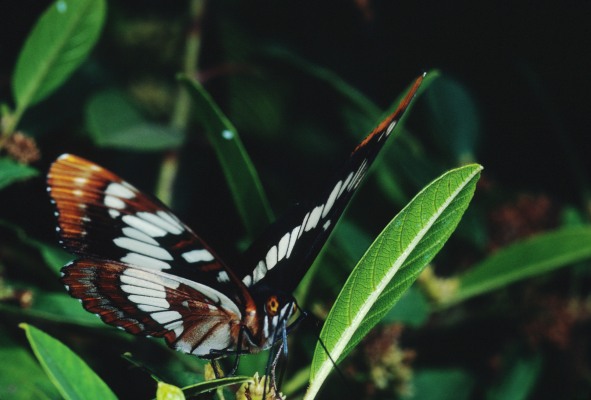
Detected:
[{"left": 247, "top": 288, "right": 297, "bottom": 351}]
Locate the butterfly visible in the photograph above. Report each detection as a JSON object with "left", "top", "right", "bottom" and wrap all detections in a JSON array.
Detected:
[{"left": 47, "top": 74, "right": 423, "bottom": 366}]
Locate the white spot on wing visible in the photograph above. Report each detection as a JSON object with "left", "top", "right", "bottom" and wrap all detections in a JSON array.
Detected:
[
  {"left": 106, "top": 182, "right": 136, "bottom": 199},
  {"left": 122, "top": 215, "right": 167, "bottom": 237},
  {"left": 121, "top": 284, "right": 165, "bottom": 298},
  {"left": 120, "top": 274, "right": 165, "bottom": 291},
  {"left": 122, "top": 227, "right": 159, "bottom": 245},
  {"left": 386, "top": 120, "right": 397, "bottom": 135},
  {"left": 120, "top": 253, "right": 172, "bottom": 270},
  {"left": 305, "top": 205, "right": 323, "bottom": 232},
  {"left": 217, "top": 271, "right": 230, "bottom": 283},
  {"left": 114, "top": 237, "right": 173, "bottom": 260},
  {"left": 277, "top": 233, "right": 290, "bottom": 261},
  {"left": 322, "top": 181, "right": 342, "bottom": 218},
  {"left": 298, "top": 213, "right": 310, "bottom": 238},
  {"left": 286, "top": 225, "right": 300, "bottom": 258},
  {"left": 109, "top": 209, "right": 121, "bottom": 219},
  {"left": 266, "top": 245, "right": 278, "bottom": 270},
  {"left": 137, "top": 212, "right": 182, "bottom": 235},
  {"left": 138, "top": 304, "right": 165, "bottom": 312},
  {"left": 181, "top": 249, "right": 214, "bottom": 263},
  {"left": 242, "top": 275, "right": 252, "bottom": 286},
  {"left": 74, "top": 177, "right": 87, "bottom": 186},
  {"left": 252, "top": 261, "right": 267, "bottom": 284},
  {"left": 151, "top": 311, "right": 182, "bottom": 324},
  {"left": 323, "top": 220, "right": 331, "bottom": 231},
  {"left": 157, "top": 211, "right": 184, "bottom": 231},
  {"left": 173, "top": 325, "right": 184, "bottom": 338},
  {"left": 123, "top": 268, "right": 179, "bottom": 289},
  {"left": 339, "top": 172, "right": 353, "bottom": 197},
  {"left": 128, "top": 295, "right": 170, "bottom": 309}
]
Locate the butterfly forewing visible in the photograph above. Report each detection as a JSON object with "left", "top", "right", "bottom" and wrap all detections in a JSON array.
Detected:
[
  {"left": 240, "top": 75, "right": 424, "bottom": 293},
  {"left": 48, "top": 154, "right": 247, "bottom": 299}
]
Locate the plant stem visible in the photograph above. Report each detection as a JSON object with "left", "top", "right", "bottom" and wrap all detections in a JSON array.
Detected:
[{"left": 155, "top": 0, "right": 205, "bottom": 205}]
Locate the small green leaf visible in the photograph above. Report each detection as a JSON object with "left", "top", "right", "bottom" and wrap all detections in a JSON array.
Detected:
[
  {"left": 424, "top": 75, "right": 481, "bottom": 163},
  {"left": 305, "top": 164, "right": 482, "bottom": 399},
  {"left": 486, "top": 353, "right": 542, "bottom": 400},
  {"left": 449, "top": 226, "right": 591, "bottom": 305},
  {"left": 20, "top": 323, "right": 117, "bottom": 400},
  {"left": 0, "top": 157, "right": 38, "bottom": 189},
  {"left": 181, "top": 376, "right": 252, "bottom": 397},
  {"left": 157, "top": 382, "right": 185, "bottom": 400},
  {"left": 86, "top": 89, "right": 184, "bottom": 151},
  {"left": 12, "top": 0, "right": 106, "bottom": 110},
  {"left": 179, "top": 74, "right": 273, "bottom": 236}
]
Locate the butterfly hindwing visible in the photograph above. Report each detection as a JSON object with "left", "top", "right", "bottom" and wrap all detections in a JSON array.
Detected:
[
  {"left": 62, "top": 258, "right": 241, "bottom": 356},
  {"left": 240, "top": 75, "right": 424, "bottom": 293}
]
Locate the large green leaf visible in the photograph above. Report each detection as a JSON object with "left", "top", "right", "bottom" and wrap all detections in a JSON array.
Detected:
[
  {"left": 448, "top": 225, "right": 591, "bottom": 305},
  {"left": 0, "top": 332, "right": 59, "bottom": 399},
  {"left": 305, "top": 164, "right": 482, "bottom": 399},
  {"left": 85, "top": 89, "right": 185, "bottom": 151},
  {"left": 12, "top": 0, "right": 106, "bottom": 111},
  {"left": 21, "top": 324, "right": 117, "bottom": 400},
  {"left": 0, "top": 157, "right": 38, "bottom": 189},
  {"left": 179, "top": 75, "right": 273, "bottom": 236}
]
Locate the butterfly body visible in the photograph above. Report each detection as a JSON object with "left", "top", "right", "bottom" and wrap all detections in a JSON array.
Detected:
[{"left": 48, "top": 74, "right": 423, "bottom": 361}]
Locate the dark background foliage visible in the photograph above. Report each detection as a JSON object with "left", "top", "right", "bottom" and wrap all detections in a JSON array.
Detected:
[{"left": 1, "top": 1, "right": 590, "bottom": 399}]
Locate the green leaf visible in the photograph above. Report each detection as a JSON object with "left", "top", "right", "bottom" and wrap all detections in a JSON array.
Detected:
[
  {"left": 486, "top": 353, "right": 542, "bottom": 400},
  {"left": 265, "top": 47, "right": 382, "bottom": 118},
  {"left": 424, "top": 75, "right": 481, "bottom": 163},
  {"left": 157, "top": 382, "right": 185, "bottom": 400},
  {"left": 179, "top": 74, "right": 273, "bottom": 236},
  {"left": 0, "top": 157, "right": 38, "bottom": 189},
  {"left": 85, "top": 89, "right": 184, "bottom": 151},
  {"left": 305, "top": 164, "right": 482, "bottom": 399},
  {"left": 404, "top": 369, "right": 475, "bottom": 400},
  {"left": 382, "top": 286, "right": 430, "bottom": 327},
  {"left": 12, "top": 0, "right": 106, "bottom": 110},
  {"left": 13, "top": 291, "right": 105, "bottom": 327},
  {"left": 38, "top": 244, "right": 73, "bottom": 275},
  {"left": 181, "top": 376, "right": 252, "bottom": 397},
  {"left": 0, "top": 333, "right": 59, "bottom": 399},
  {"left": 20, "top": 323, "right": 117, "bottom": 400},
  {"left": 448, "top": 226, "right": 591, "bottom": 305}
]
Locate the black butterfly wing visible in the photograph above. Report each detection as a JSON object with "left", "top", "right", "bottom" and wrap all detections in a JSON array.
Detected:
[
  {"left": 240, "top": 75, "right": 424, "bottom": 293},
  {"left": 48, "top": 154, "right": 255, "bottom": 355}
]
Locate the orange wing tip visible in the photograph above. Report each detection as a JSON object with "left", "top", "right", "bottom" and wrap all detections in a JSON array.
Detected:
[{"left": 354, "top": 74, "right": 424, "bottom": 152}]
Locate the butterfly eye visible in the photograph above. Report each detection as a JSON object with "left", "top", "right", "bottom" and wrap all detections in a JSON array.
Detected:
[{"left": 265, "top": 295, "right": 280, "bottom": 316}]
